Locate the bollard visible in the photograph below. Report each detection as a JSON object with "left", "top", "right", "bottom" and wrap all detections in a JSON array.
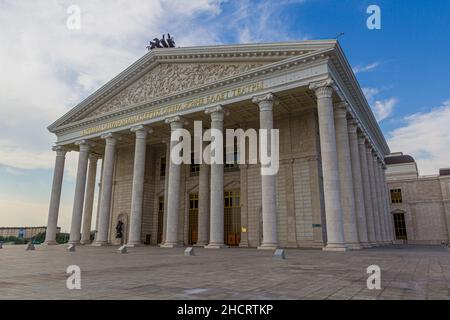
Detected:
[
  {"left": 118, "top": 245, "right": 128, "bottom": 254},
  {"left": 273, "top": 249, "right": 285, "bottom": 260},
  {"left": 184, "top": 247, "right": 195, "bottom": 256}
]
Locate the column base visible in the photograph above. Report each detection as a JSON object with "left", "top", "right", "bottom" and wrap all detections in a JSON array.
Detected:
[
  {"left": 205, "top": 243, "right": 228, "bottom": 249},
  {"left": 239, "top": 242, "right": 250, "bottom": 248},
  {"left": 43, "top": 241, "right": 58, "bottom": 246},
  {"left": 360, "top": 242, "right": 372, "bottom": 249},
  {"left": 80, "top": 240, "right": 91, "bottom": 245},
  {"left": 126, "top": 242, "right": 144, "bottom": 248},
  {"left": 347, "top": 243, "right": 363, "bottom": 250},
  {"left": 91, "top": 241, "right": 109, "bottom": 247},
  {"left": 194, "top": 242, "right": 208, "bottom": 247},
  {"left": 159, "top": 243, "right": 179, "bottom": 248},
  {"left": 68, "top": 241, "right": 80, "bottom": 245},
  {"left": 257, "top": 243, "right": 279, "bottom": 250},
  {"left": 322, "top": 244, "right": 348, "bottom": 252}
]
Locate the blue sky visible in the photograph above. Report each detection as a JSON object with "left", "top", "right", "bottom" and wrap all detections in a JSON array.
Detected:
[{"left": 0, "top": 0, "right": 449, "bottom": 230}]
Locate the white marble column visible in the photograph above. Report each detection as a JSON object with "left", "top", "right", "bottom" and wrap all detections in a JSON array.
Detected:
[
  {"left": 161, "top": 116, "right": 183, "bottom": 248},
  {"left": 69, "top": 140, "right": 93, "bottom": 244},
  {"left": 127, "top": 125, "right": 151, "bottom": 247},
  {"left": 80, "top": 154, "right": 99, "bottom": 244},
  {"left": 373, "top": 156, "right": 387, "bottom": 244},
  {"left": 334, "top": 103, "right": 361, "bottom": 250},
  {"left": 375, "top": 158, "right": 388, "bottom": 244},
  {"left": 161, "top": 140, "right": 170, "bottom": 245},
  {"left": 196, "top": 143, "right": 210, "bottom": 247},
  {"left": 358, "top": 135, "right": 377, "bottom": 246},
  {"left": 379, "top": 162, "right": 392, "bottom": 244},
  {"left": 253, "top": 93, "right": 279, "bottom": 250},
  {"left": 382, "top": 164, "right": 395, "bottom": 244},
  {"left": 348, "top": 122, "right": 370, "bottom": 248},
  {"left": 310, "top": 79, "right": 347, "bottom": 252},
  {"left": 366, "top": 146, "right": 382, "bottom": 245},
  {"left": 44, "top": 146, "right": 68, "bottom": 245},
  {"left": 94, "top": 133, "right": 119, "bottom": 246},
  {"left": 205, "top": 106, "right": 227, "bottom": 249}
]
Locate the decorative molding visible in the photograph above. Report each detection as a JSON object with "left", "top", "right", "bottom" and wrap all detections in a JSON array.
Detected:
[
  {"left": 52, "top": 145, "right": 69, "bottom": 156},
  {"left": 86, "top": 63, "right": 264, "bottom": 119},
  {"left": 49, "top": 45, "right": 333, "bottom": 133}
]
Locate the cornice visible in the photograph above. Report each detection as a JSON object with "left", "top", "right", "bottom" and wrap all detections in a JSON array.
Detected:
[
  {"left": 51, "top": 48, "right": 333, "bottom": 136},
  {"left": 327, "top": 43, "right": 390, "bottom": 157},
  {"left": 49, "top": 40, "right": 337, "bottom": 131}
]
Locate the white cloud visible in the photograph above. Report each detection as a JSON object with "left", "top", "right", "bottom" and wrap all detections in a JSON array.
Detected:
[
  {"left": 387, "top": 100, "right": 450, "bottom": 175},
  {"left": 373, "top": 98, "right": 398, "bottom": 122},
  {"left": 353, "top": 62, "right": 380, "bottom": 74},
  {"left": 0, "top": 0, "right": 306, "bottom": 230},
  {"left": 362, "top": 87, "right": 397, "bottom": 122},
  {"left": 0, "top": 0, "right": 227, "bottom": 173}
]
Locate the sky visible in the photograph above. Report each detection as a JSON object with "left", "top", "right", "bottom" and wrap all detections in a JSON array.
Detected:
[{"left": 0, "top": 0, "right": 449, "bottom": 231}]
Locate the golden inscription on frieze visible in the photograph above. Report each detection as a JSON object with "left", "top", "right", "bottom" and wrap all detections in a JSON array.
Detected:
[{"left": 81, "top": 81, "right": 264, "bottom": 136}]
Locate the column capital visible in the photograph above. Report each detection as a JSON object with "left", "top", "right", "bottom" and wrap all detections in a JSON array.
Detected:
[
  {"left": 52, "top": 145, "right": 69, "bottom": 157},
  {"left": 131, "top": 125, "right": 152, "bottom": 139},
  {"left": 357, "top": 132, "right": 366, "bottom": 145},
  {"left": 309, "top": 78, "right": 335, "bottom": 99},
  {"left": 252, "top": 93, "right": 278, "bottom": 112},
  {"left": 88, "top": 153, "right": 100, "bottom": 162},
  {"left": 334, "top": 101, "right": 349, "bottom": 118},
  {"left": 75, "top": 140, "right": 94, "bottom": 152},
  {"left": 347, "top": 119, "right": 358, "bottom": 134},
  {"left": 101, "top": 132, "right": 120, "bottom": 145},
  {"left": 205, "top": 105, "right": 224, "bottom": 122},
  {"left": 165, "top": 115, "right": 184, "bottom": 130}
]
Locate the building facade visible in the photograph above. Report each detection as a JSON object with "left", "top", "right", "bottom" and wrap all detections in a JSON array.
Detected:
[
  {"left": 44, "top": 40, "right": 395, "bottom": 251},
  {"left": 386, "top": 153, "right": 450, "bottom": 244}
]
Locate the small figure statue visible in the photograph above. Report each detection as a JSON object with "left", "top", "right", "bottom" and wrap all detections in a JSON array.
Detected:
[
  {"left": 147, "top": 34, "right": 176, "bottom": 51},
  {"left": 116, "top": 220, "right": 124, "bottom": 239}
]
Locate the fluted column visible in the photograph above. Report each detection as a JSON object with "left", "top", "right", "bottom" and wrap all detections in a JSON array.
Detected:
[
  {"left": 358, "top": 135, "right": 377, "bottom": 246},
  {"left": 376, "top": 158, "right": 388, "bottom": 244},
  {"left": 348, "top": 122, "right": 370, "bottom": 248},
  {"left": 253, "top": 93, "right": 279, "bottom": 250},
  {"left": 161, "top": 140, "right": 170, "bottom": 245},
  {"left": 310, "top": 79, "right": 347, "bottom": 252},
  {"left": 334, "top": 103, "right": 360, "bottom": 250},
  {"left": 196, "top": 142, "right": 210, "bottom": 246},
  {"left": 205, "top": 106, "right": 226, "bottom": 249},
  {"left": 381, "top": 165, "right": 394, "bottom": 242},
  {"left": 127, "top": 125, "right": 151, "bottom": 247},
  {"left": 379, "top": 162, "right": 392, "bottom": 244},
  {"left": 81, "top": 154, "right": 99, "bottom": 244},
  {"left": 373, "top": 156, "right": 387, "bottom": 244},
  {"left": 94, "top": 133, "right": 119, "bottom": 246},
  {"left": 44, "top": 146, "right": 68, "bottom": 245},
  {"left": 69, "top": 140, "right": 93, "bottom": 245},
  {"left": 367, "top": 146, "right": 382, "bottom": 245},
  {"left": 161, "top": 116, "right": 183, "bottom": 248}
]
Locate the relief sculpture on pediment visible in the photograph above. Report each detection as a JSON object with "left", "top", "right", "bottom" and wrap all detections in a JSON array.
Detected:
[{"left": 87, "top": 62, "right": 263, "bottom": 118}]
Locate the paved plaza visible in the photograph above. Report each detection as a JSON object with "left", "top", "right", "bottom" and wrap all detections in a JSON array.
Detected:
[{"left": 0, "top": 245, "right": 449, "bottom": 300}]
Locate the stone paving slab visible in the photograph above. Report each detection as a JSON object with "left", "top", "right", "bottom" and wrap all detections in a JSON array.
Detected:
[{"left": 0, "top": 244, "right": 449, "bottom": 300}]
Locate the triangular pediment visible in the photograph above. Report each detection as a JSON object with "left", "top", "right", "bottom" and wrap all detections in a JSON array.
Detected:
[
  {"left": 49, "top": 40, "right": 338, "bottom": 131},
  {"left": 84, "top": 62, "right": 265, "bottom": 119}
]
